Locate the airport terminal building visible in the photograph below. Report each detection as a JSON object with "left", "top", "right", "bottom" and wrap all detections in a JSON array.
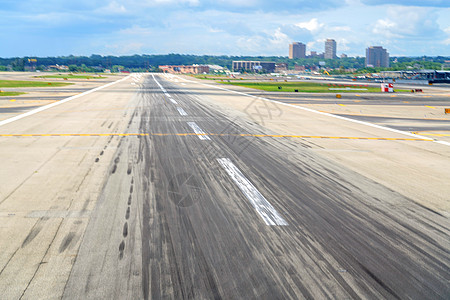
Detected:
[
  {"left": 159, "top": 65, "right": 210, "bottom": 74},
  {"left": 232, "top": 61, "right": 276, "bottom": 73}
]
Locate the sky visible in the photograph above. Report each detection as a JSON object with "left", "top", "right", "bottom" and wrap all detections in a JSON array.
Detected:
[{"left": 0, "top": 0, "right": 449, "bottom": 58}]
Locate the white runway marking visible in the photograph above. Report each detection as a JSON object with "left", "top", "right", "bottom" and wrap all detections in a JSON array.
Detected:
[
  {"left": 0, "top": 75, "right": 131, "bottom": 128},
  {"left": 177, "top": 107, "right": 188, "bottom": 116},
  {"left": 217, "top": 158, "right": 288, "bottom": 226},
  {"left": 187, "top": 122, "right": 210, "bottom": 140},
  {"left": 170, "top": 98, "right": 178, "bottom": 104},
  {"left": 153, "top": 74, "right": 174, "bottom": 99}
]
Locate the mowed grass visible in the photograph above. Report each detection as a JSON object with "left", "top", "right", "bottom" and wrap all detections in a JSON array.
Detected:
[
  {"left": 0, "top": 80, "right": 72, "bottom": 88},
  {"left": 192, "top": 74, "right": 229, "bottom": 80},
  {"left": 222, "top": 81, "right": 409, "bottom": 93},
  {"left": 35, "top": 74, "right": 105, "bottom": 79},
  {"left": 0, "top": 91, "right": 26, "bottom": 96}
]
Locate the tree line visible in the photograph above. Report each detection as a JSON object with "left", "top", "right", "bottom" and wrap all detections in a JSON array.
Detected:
[{"left": 0, "top": 54, "right": 448, "bottom": 72}]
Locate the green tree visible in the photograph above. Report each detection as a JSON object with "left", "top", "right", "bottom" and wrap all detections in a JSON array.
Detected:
[
  {"left": 69, "top": 65, "right": 78, "bottom": 72},
  {"left": 11, "top": 58, "right": 25, "bottom": 71}
]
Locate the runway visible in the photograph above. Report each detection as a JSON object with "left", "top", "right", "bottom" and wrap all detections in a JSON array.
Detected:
[{"left": 0, "top": 74, "right": 449, "bottom": 299}]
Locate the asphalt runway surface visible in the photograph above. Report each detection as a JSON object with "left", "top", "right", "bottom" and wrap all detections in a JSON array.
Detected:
[{"left": 0, "top": 74, "right": 449, "bottom": 299}]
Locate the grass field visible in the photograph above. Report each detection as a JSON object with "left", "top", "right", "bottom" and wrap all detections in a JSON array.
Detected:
[
  {"left": 192, "top": 74, "right": 229, "bottom": 80},
  {"left": 221, "top": 81, "right": 409, "bottom": 93},
  {"left": 0, "top": 80, "right": 73, "bottom": 88},
  {"left": 0, "top": 91, "right": 26, "bottom": 96},
  {"left": 35, "top": 74, "right": 105, "bottom": 79}
]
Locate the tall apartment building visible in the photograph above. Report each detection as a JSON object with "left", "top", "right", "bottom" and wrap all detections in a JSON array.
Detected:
[
  {"left": 365, "top": 46, "right": 389, "bottom": 68},
  {"left": 324, "top": 39, "right": 336, "bottom": 59},
  {"left": 289, "top": 42, "right": 306, "bottom": 59}
]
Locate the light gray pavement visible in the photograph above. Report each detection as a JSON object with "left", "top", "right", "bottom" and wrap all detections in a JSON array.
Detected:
[
  {"left": 0, "top": 72, "right": 126, "bottom": 121},
  {"left": 0, "top": 73, "right": 449, "bottom": 299}
]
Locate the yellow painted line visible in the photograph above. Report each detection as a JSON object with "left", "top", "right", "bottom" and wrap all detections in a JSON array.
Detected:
[
  {"left": 411, "top": 133, "right": 450, "bottom": 137},
  {"left": 317, "top": 111, "right": 450, "bottom": 121},
  {"left": 10, "top": 99, "right": 16, "bottom": 102},
  {"left": 0, "top": 132, "right": 432, "bottom": 142},
  {"left": 403, "top": 101, "right": 409, "bottom": 103},
  {"left": 425, "top": 105, "right": 436, "bottom": 109},
  {"left": 390, "top": 95, "right": 397, "bottom": 97},
  {"left": 354, "top": 100, "right": 361, "bottom": 103},
  {"left": 338, "top": 104, "right": 346, "bottom": 107}
]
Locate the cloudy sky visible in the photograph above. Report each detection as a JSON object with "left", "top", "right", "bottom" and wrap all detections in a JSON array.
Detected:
[{"left": 0, "top": 0, "right": 449, "bottom": 58}]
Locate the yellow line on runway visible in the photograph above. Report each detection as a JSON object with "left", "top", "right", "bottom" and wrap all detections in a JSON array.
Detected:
[
  {"left": 338, "top": 104, "right": 346, "bottom": 107},
  {"left": 421, "top": 134, "right": 450, "bottom": 137},
  {"left": 313, "top": 111, "right": 450, "bottom": 121},
  {"left": 410, "top": 132, "right": 450, "bottom": 137},
  {"left": 0, "top": 132, "right": 432, "bottom": 141},
  {"left": 425, "top": 105, "right": 436, "bottom": 109}
]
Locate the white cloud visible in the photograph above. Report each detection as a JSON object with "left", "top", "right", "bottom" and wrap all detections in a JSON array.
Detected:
[
  {"left": 105, "top": 42, "right": 145, "bottom": 54},
  {"left": 97, "top": 1, "right": 127, "bottom": 14},
  {"left": 117, "top": 25, "right": 153, "bottom": 36},
  {"left": 329, "top": 26, "right": 351, "bottom": 32},
  {"left": 373, "top": 19, "right": 401, "bottom": 38},
  {"left": 141, "top": 0, "right": 200, "bottom": 6},
  {"left": 269, "top": 28, "right": 290, "bottom": 47},
  {"left": 444, "top": 27, "right": 450, "bottom": 45},
  {"left": 372, "top": 7, "right": 441, "bottom": 39},
  {"left": 295, "top": 18, "right": 324, "bottom": 33}
]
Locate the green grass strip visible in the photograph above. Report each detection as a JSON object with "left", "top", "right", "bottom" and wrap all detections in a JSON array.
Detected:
[
  {"left": 0, "top": 91, "right": 26, "bottom": 96},
  {"left": 35, "top": 74, "right": 105, "bottom": 79},
  {"left": 221, "top": 81, "right": 409, "bottom": 93},
  {"left": 0, "top": 80, "right": 73, "bottom": 88}
]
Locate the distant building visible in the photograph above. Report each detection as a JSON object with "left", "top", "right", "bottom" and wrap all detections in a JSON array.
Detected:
[
  {"left": 275, "top": 63, "right": 288, "bottom": 72},
  {"left": 232, "top": 61, "right": 276, "bottom": 73},
  {"left": 289, "top": 42, "right": 306, "bottom": 59},
  {"left": 324, "top": 39, "right": 337, "bottom": 59},
  {"left": 159, "top": 65, "right": 209, "bottom": 74},
  {"left": 294, "top": 65, "right": 318, "bottom": 72},
  {"left": 340, "top": 54, "right": 348, "bottom": 58},
  {"left": 47, "top": 64, "right": 69, "bottom": 71},
  {"left": 365, "top": 46, "right": 389, "bottom": 68},
  {"left": 309, "top": 51, "right": 324, "bottom": 59}
]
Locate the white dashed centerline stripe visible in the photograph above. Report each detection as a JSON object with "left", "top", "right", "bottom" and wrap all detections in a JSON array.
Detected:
[
  {"left": 153, "top": 73, "right": 175, "bottom": 100},
  {"left": 170, "top": 98, "right": 178, "bottom": 104},
  {"left": 217, "top": 158, "right": 288, "bottom": 226},
  {"left": 177, "top": 107, "right": 188, "bottom": 116},
  {"left": 187, "top": 122, "right": 210, "bottom": 140}
]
